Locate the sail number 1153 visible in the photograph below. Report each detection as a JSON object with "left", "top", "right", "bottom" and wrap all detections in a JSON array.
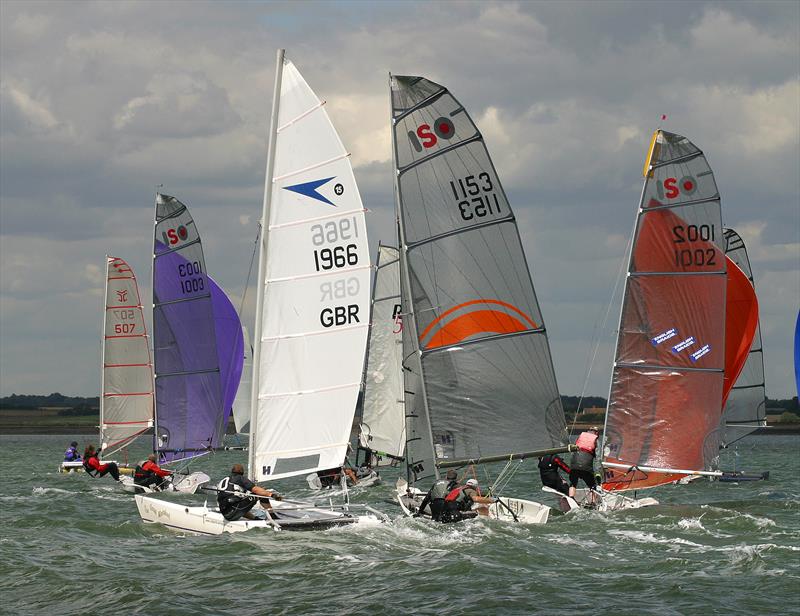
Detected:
[{"left": 450, "top": 172, "right": 501, "bottom": 221}]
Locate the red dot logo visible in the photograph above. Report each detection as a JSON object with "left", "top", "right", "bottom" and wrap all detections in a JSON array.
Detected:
[
  {"left": 178, "top": 225, "right": 188, "bottom": 240},
  {"left": 683, "top": 180, "right": 694, "bottom": 191}
]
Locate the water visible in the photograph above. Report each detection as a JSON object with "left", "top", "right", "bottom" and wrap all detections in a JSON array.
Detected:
[{"left": 1, "top": 435, "right": 798, "bottom": 615}]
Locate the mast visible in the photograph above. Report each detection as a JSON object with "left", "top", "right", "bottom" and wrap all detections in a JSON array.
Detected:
[
  {"left": 248, "top": 48, "right": 285, "bottom": 478},
  {"left": 99, "top": 255, "right": 109, "bottom": 451},
  {"left": 151, "top": 196, "right": 160, "bottom": 457},
  {"left": 390, "top": 74, "right": 438, "bottom": 485}
]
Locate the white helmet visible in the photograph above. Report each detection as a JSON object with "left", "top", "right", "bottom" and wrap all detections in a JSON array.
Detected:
[{"left": 465, "top": 478, "right": 478, "bottom": 488}]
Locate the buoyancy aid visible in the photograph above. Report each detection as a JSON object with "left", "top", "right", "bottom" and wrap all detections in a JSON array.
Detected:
[
  {"left": 575, "top": 431, "right": 598, "bottom": 454},
  {"left": 64, "top": 446, "right": 80, "bottom": 462},
  {"left": 83, "top": 456, "right": 100, "bottom": 477}
]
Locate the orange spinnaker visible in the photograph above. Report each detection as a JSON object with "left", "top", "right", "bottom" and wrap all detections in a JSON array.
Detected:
[
  {"left": 424, "top": 310, "right": 528, "bottom": 349},
  {"left": 722, "top": 256, "right": 759, "bottom": 408}
]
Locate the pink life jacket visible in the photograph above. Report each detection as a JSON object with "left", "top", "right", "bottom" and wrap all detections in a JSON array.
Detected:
[{"left": 575, "top": 431, "right": 598, "bottom": 454}]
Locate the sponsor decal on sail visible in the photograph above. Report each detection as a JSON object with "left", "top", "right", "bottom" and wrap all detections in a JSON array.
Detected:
[
  {"left": 283, "top": 176, "right": 343, "bottom": 206},
  {"left": 651, "top": 328, "right": 677, "bottom": 345}
]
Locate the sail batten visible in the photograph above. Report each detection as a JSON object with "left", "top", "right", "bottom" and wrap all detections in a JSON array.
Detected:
[
  {"left": 603, "top": 130, "right": 758, "bottom": 491},
  {"left": 391, "top": 75, "right": 567, "bottom": 486},
  {"left": 720, "top": 228, "right": 767, "bottom": 445},
  {"left": 152, "top": 194, "right": 243, "bottom": 463},
  {"left": 250, "top": 55, "right": 371, "bottom": 482},
  {"left": 99, "top": 256, "right": 154, "bottom": 455},
  {"left": 358, "top": 245, "right": 406, "bottom": 463}
]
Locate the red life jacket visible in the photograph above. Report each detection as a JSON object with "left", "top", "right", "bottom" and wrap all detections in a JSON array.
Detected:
[
  {"left": 576, "top": 431, "right": 598, "bottom": 454},
  {"left": 445, "top": 486, "right": 465, "bottom": 502}
]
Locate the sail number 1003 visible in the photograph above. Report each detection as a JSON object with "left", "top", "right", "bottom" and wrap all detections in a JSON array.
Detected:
[
  {"left": 450, "top": 172, "right": 501, "bottom": 221},
  {"left": 672, "top": 224, "right": 716, "bottom": 267}
]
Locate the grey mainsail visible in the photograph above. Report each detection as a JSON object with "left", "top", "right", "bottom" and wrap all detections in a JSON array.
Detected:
[
  {"left": 721, "top": 228, "right": 767, "bottom": 446},
  {"left": 390, "top": 75, "right": 567, "bottom": 486}
]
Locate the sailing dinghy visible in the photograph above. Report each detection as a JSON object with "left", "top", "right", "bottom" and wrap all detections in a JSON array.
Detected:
[
  {"left": 61, "top": 256, "right": 155, "bottom": 474},
  {"left": 122, "top": 194, "right": 244, "bottom": 495},
  {"left": 389, "top": 75, "right": 570, "bottom": 525},
  {"left": 590, "top": 130, "right": 758, "bottom": 510},
  {"left": 136, "top": 50, "right": 386, "bottom": 532}
]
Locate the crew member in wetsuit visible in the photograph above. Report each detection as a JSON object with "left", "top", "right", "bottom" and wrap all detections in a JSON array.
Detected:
[
  {"left": 133, "top": 454, "right": 173, "bottom": 489},
  {"left": 414, "top": 469, "right": 458, "bottom": 521},
  {"left": 444, "top": 478, "right": 496, "bottom": 520},
  {"left": 82, "top": 445, "right": 121, "bottom": 481},
  {"left": 64, "top": 441, "right": 81, "bottom": 462},
  {"left": 316, "top": 465, "right": 359, "bottom": 488},
  {"left": 538, "top": 453, "right": 571, "bottom": 495},
  {"left": 569, "top": 427, "right": 600, "bottom": 497},
  {"left": 217, "top": 463, "right": 281, "bottom": 521}
]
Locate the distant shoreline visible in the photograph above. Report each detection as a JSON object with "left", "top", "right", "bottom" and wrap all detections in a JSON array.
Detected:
[{"left": 2, "top": 425, "right": 798, "bottom": 436}]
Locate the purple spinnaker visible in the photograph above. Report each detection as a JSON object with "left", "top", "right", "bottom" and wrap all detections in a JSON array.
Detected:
[{"left": 209, "top": 274, "right": 244, "bottom": 435}]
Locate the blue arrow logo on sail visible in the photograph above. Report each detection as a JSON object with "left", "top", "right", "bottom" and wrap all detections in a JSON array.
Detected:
[{"left": 283, "top": 177, "right": 337, "bottom": 206}]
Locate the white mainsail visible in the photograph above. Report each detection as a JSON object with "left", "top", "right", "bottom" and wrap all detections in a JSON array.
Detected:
[
  {"left": 231, "top": 326, "right": 252, "bottom": 435},
  {"left": 100, "top": 256, "right": 154, "bottom": 455},
  {"left": 358, "top": 244, "right": 405, "bottom": 463},
  {"left": 249, "top": 54, "right": 371, "bottom": 481}
]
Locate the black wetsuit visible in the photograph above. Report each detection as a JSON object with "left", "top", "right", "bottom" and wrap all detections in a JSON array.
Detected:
[
  {"left": 538, "top": 454, "right": 571, "bottom": 495},
  {"left": 569, "top": 449, "right": 597, "bottom": 491},
  {"left": 417, "top": 478, "right": 457, "bottom": 521},
  {"left": 217, "top": 473, "right": 258, "bottom": 521}
]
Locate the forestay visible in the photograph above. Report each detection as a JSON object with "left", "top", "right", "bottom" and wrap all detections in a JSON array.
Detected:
[
  {"left": 153, "top": 193, "right": 226, "bottom": 462},
  {"left": 359, "top": 245, "right": 405, "bottom": 462},
  {"left": 602, "top": 130, "right": 757, "bottom": 491},
  {"left": 251, "top": 59, "right": 371, "bottom": 481},
  {"left": 720, "top": 228, "right": 766, "bottom": 446},
  {"left": 100, "top": 256, "right": 154, "bottom": 455},
  {"left": 390, "top": 75, "right": 567, "bottom": 486}
]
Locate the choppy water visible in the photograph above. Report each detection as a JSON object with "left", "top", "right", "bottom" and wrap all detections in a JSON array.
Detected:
[{"left": 1, "top": 434, "right": 798, "bottom": 615}]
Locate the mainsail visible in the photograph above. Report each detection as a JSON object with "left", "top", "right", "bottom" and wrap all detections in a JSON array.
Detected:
[
  {"left": 602, "top": 130, "right": 758, "bottom": 491},
  {"left": 153, "top": 193, "right": 233, "bottom": 462},
  {"left": 248, "top": 56, "right": 371, "bottom": 481},
  {"left": 358, "top": 244, "right": 405, "bottom": 463},
  {"left": 390, "top": 75, "right": 567, "bottom": 487},
  {"left": 720, "top": 228, "right": 766, "bottom": 446},
  {"left": 231, "top": 326, "right": 252, "bottom": 435},
  {"left": 210, "top": 275, "right": 245, "bottom": 435},
  {"left": 100, "top": 256, "right": 154, "bottom": 455}
]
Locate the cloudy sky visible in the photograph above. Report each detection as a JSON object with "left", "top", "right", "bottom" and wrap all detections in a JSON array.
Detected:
[{"left": 1, "top": 0, "right": 798, "bottom": 400}]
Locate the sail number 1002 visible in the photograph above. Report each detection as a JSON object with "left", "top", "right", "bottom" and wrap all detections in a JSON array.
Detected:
[
  {"left": 672, "top": 224, "right": 716, "bottom": 267},
  {"left": 450, "top": 172, "right": 501, "bottom": 221}
]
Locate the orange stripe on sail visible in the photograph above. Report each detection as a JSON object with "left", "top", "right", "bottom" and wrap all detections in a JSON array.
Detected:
[
  {"left": 424, "top": 310, "right": 528, "bottom": 350},
  {"left": 419, "top": 299, "right": 538, "bottom": 343}
]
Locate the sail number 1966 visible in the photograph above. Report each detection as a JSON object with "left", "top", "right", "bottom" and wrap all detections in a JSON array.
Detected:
[
  {"left": 450, "top": 172, "right": 501, "bottom": 221},
  {"left": 310, "top": 216, "right": 360, "bottom": 272}
]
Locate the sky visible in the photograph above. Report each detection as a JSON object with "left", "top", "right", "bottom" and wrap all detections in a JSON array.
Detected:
[{"left": 1, "top": 0, "right": 798, "bottom": 399}]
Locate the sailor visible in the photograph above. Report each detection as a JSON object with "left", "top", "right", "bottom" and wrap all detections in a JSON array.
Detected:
[
  {"left": 445, "top": 477, "right": 496, "bottom": 519},
  {"left": 316, "top": 464, "right": 359, "bottom": 488},
  {"left": 414, "top": 469, "right": 459, "bottom": 521},
  {"left": 133, "top": 454, "right": 173, "bottom": 489},
  {"left": 63, "top": 441, "right": 81, "bottom": 462},
  {"left": 217, "top": 463, "right": 281, "bottom": 521},
  {"left": 82, "top": 445, "right": 121, "bottom": 481},
  {"left": 569, "top": 427, "right": 600, "bottom": 497},
  {"left": 538, "top": 452, "right": 571, "bottom": 495}
]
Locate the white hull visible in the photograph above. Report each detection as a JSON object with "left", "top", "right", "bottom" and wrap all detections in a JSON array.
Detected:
[
  {"left": 396, "top": 481, "right": 550, "bottom": 525},
  {"left": 305, "top": 469, "right": 381, "bottom": 491},
  {"left": 135, "top": 494, "right": 384, "bottom": 534},
  {"left": 59, "top": 461, "right": 85, "bottom": 473},
  {"left": 542, "top": 486, "right": 659, "bottom": 512},
  {"left": 120, "top": 472, "right": 210, "bottom": 495}
]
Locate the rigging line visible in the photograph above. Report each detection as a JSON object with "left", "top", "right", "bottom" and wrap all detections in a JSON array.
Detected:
[
  {"left": 238, "top": 223, "right": 261, "bottom": 316},
  {"left": 572, "top": 201, "right": 637, "bottom": 434}
]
